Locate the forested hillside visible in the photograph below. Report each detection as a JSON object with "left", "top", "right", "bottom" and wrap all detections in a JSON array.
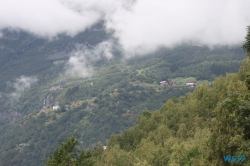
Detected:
[
  {"left": 0, "top": 23, "right": 247, "bottom": 165},
  {"left": 43, "top": 27, "right": 250, "bottom": 166},
  {"left": 95, "top": 60, "right": 250, "bottom": 166},
  {"left": 44, "top": 53, "right": 250, "bottom": 166}
]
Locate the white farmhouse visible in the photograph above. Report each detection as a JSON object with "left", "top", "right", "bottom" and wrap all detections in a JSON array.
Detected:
[{"left": 53, "top": 106, "right": 60, "bottom": 110}]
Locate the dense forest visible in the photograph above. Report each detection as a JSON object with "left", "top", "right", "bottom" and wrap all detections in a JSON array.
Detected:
[
  {"left": 43, "top": 27, "right": 250, "bottom": 166},
  {"left": 0, "top": 22, "right": 248, "bottom": 165}
]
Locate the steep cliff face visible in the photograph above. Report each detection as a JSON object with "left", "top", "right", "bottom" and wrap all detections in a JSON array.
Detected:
[{"left": 43, "top": 94, "right": 58, "bottom": 108}]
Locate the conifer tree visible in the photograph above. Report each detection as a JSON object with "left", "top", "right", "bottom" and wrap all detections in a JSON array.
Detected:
[{"left": 243, "top": 26, "right": 250, "bottom": 57}]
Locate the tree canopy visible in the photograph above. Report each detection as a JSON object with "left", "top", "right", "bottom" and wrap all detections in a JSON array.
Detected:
[{"left": 43, "top": 132, "right": 95, "bottom": 166}]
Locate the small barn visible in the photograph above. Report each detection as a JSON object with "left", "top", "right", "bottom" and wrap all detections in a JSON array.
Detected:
[{"left": 53, "top": 106, "right": 60, "bottom": 110}]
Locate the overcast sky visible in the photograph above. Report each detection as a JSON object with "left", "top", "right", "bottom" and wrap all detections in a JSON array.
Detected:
[{"left": 1, "top": 0, "right": 250, "bottom": 55}]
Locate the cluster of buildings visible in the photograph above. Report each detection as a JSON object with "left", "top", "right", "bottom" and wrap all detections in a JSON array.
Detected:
[
  {"left": 160, "top": 80, "right": 177, "bottom": 85},
  {"left": 160, "top": 80, "right": 197, "bottom": 86}
]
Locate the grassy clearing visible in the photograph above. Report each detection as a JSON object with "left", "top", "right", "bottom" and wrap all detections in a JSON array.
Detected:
[
  {"left": 197, "top": 80, "right": 211, "bottom": 86},
  {"left": 173, "top": 77, "right": 196, "bottom": 82},
  {"left": 144, "top": 83, "right": 159, "bottom": 88},
  {"left": 136, "top": 69, "right": 145, "bottom": 76}
]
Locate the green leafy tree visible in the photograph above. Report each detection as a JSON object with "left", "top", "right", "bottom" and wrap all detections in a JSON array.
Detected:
[{"left": 43, "top": 132, "right": 94, "bottom": 166}]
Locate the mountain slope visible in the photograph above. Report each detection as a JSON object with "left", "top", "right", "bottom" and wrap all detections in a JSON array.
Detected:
[{"left": 0, "top": 24, "right": 247, "bottom": 165}]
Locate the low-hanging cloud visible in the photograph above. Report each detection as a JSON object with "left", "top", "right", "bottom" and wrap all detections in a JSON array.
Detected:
[
  {"left": 0, "top": 0, "right": 128, "bottom": 37},
  {"left": 106, "top": 0, "right": 250, "bottom": 56},
  {"left": 0, "top": 0, "right": 97, "bottom": 37},
  {"left": 1, "top": 0, "right": 250, "bottom": 56},
  {"left": 64, "top": 54, "right": 92, "bottom": 78},
  {"left": 64, "top": 40, "right": 114, "bottom": 77},
  {"left": 9, "top": 75, "right": 38, "bottom": 101}
]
